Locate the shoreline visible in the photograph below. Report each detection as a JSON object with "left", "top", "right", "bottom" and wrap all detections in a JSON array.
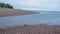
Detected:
[
  {"left": 0, "top": 8, "right": 39, "bottom": 17},
  {"left": 0, "top": 24, "right": 60, "bottom": 34}
]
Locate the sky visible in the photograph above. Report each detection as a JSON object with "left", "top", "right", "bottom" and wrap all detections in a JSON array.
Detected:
[{"left": 0, "top": 0, "right": 60, "bottom": 11}]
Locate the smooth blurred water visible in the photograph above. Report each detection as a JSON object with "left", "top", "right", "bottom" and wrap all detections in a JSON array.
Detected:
[{"left": 0, "top": 11, "right": 60, "bottom": 27}]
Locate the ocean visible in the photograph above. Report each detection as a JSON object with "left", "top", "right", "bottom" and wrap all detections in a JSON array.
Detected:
[{"left": 0, "top": 11, "right": 60, "bottom": 27}]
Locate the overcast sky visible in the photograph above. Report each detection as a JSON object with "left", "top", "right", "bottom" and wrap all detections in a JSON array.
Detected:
[{"left": 0, "top": 0, "right": 60, "bottom": 11}]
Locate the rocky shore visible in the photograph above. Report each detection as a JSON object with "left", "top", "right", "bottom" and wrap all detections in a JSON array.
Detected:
[{"left": 0, "top": 24, "right": 60, "bottom": 34}]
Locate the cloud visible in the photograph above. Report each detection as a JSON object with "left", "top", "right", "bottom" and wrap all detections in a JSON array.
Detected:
[
  {"left": 0, "top": 0, "right": 60, "bottom": 11},
  {"left": 12, "top": 0, "right": 39, "bottom": 7},
  {"left": 13, "top": 0, "right": 60, "bottom": 6}
]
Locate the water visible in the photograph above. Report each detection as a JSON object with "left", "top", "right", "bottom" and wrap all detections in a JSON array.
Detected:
[{"left": 0, "top": 11, "right": 60, "bottom": 27}]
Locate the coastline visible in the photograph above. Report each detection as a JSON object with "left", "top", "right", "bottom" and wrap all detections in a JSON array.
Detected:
[
  {"left": 0, "top": 8, "right": 39, "bottom": 17},
  {"left": 0, "top": 24, "right": 60, "bottom": 34},
  {"left": 0, "top": 8, "right": 60, "bottom": 34}
]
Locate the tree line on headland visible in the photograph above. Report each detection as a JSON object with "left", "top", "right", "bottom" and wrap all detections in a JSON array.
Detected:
[{"left": 0, "top": 2, "right": 13, "bottom": 9}]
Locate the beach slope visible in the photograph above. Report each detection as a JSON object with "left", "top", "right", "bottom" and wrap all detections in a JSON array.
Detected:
[{"left": 0, "top": 8, "right": 39, "bottom": 17}]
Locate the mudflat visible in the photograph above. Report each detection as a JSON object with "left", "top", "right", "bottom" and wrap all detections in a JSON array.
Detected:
[{"left": 0, "top": 8, "right": 39, "bottom": 17}]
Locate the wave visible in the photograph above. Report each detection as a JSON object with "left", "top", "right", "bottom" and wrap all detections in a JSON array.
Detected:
[{"left": 40, "top": 12, "right": 45, "bottom": 14}]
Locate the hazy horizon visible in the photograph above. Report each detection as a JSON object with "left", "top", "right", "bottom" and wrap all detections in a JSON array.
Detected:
[{"left": 0, "top": 0, "right": 60, "bottom": 11}]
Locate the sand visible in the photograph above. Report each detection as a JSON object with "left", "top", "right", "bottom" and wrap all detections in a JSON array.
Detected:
[{"left": 0, "top": 8, "right": 39, "bottom": 17}]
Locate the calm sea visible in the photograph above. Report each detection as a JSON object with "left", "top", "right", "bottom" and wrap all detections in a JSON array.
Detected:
[{"left": 0, "top": 11, "right": 60, "bottom": 27}]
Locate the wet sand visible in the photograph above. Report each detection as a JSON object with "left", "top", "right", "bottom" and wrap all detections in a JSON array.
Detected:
[
  {"left": 0, "top": 24, "right": 60, "bottom": 34},
  {"left": 0, "top": 8, "right": 39, "bottom": 17}
]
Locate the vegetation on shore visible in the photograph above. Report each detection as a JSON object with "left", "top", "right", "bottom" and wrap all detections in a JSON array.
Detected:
[{"left": 0, "top": 2, "right": 13, "bottom": 9}]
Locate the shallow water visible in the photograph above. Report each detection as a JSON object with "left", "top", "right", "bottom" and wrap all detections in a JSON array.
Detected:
[{"left": 0, "top": 11, "right": 60, "bottom": 27}]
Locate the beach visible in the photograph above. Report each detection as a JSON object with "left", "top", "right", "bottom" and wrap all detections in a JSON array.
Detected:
[
  {"left": 0, "top": 8, "right": 39, "bottom": 17},
  {"left": 0, "top": 24, "right": 60, "bottom": 34},
  {"left": 0, "top": 8, "right": 60, "bottom": 34},
  {"left": 0, "top": 0, "right": 60, "bottom": 34}
]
